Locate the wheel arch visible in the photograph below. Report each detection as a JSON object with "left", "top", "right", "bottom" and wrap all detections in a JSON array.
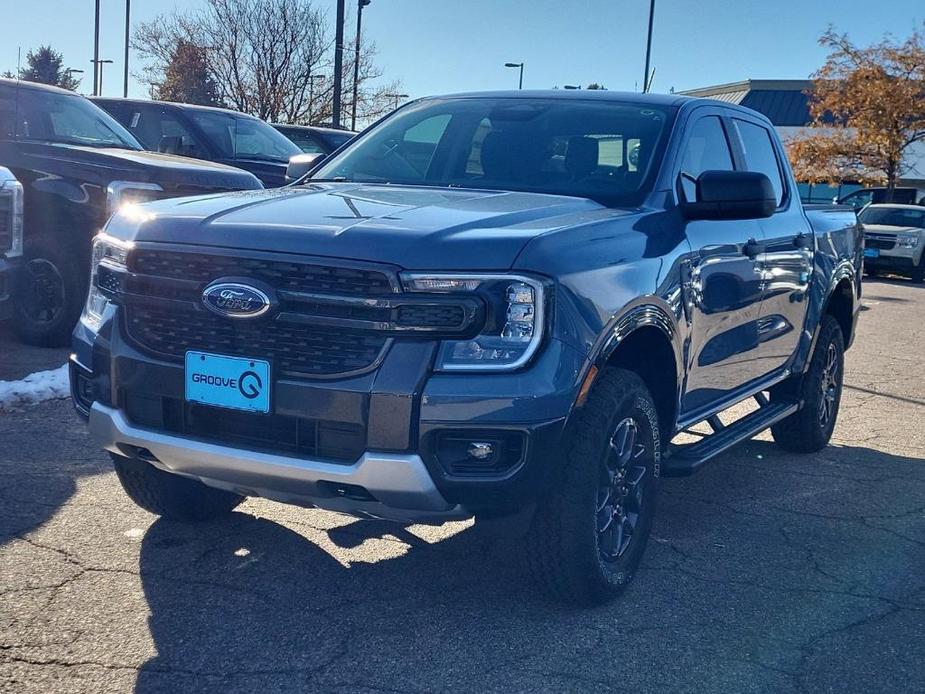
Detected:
[{"left": 577, "top": 302, "right": 683, "bottom": 439}]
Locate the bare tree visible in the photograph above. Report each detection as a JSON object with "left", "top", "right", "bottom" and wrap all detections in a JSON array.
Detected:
[{"left": 133, "top": 0, "right": 401, "bottom": 126}]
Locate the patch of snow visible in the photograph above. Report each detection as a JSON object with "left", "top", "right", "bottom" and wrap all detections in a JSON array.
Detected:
[{"left": 0, "top": 364, "right": 70, "bottom": 410}]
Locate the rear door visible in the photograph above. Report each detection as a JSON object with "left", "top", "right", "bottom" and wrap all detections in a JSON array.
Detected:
[
  {"left": 677, "top": 110, "right": 768, "bottom": 416},
  {"left": 729, "top": 116, "right": 812, "bottom": 375}
]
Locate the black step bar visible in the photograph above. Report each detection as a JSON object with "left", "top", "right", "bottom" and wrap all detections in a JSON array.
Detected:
[{"left": 664, "top": 397, "right": 800, "bottom": 477}]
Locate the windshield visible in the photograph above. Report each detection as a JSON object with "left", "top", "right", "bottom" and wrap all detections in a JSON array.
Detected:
[
  {"left": 0, "top": 86, "right": 141, "bottom": 149},
  {"left": 192, "top": 111, "right": 300, "bottom": 162},
  {"left": 859, "top": 207, "right": 925, "bottom": 229},
  {"left": 311, "top": 97, "right": 674, "bottom": 206}
]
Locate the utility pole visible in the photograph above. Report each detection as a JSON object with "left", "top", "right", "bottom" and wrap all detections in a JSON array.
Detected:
[
  {"left": 351, "top": 0, "right": 371, "bottom": 131},
  {"left": 332, "top": 0, "right": 345, "bottom": 128},
  {"left": 643, "top": 0, "right": 655, "bottom": 93},
  {"left": 93, "top": 0, "right": 101, "bottom": 96},
  {"left": 123, "top": 0, "right": 131, "bottom": 97}
]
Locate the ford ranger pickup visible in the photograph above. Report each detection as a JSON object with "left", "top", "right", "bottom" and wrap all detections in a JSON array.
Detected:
[
  {"left": 71, "top": 91, "right": 861, "bottom": 604},
  {"left": 0, "top": 78, "right": 263, "bottom": 346}
]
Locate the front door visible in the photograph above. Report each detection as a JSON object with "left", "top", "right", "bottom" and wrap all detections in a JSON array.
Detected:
[{"left": 677, "top": 113, "right": 769, "bottom": 417}]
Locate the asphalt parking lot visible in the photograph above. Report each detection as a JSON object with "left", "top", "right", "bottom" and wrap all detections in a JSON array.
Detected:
[{"left": 1, "top": 277, "right": 923, "bottom": 694}]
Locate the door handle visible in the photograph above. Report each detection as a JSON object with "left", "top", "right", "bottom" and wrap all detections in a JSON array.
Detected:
[
  {"left": 742, "top": 238, "right": 763, "bottom": 259},
  {"left": 793, "top": 232, "right": 811, "bottom": 249}
]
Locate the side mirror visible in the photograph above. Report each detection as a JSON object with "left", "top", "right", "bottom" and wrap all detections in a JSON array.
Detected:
[
  {"left": 285, "top": 152, "right": 326, "bottom": 184},
  {"left": 681, "top": 170, "right": 776, "bottom": 220}
]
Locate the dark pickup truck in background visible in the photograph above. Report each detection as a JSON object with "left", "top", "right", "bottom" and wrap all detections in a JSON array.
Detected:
[
  {"left": 72, "top": 90, "right": 861, "bottom": 604},
  {"left": 93, "top": 98, "right": 304, "bottom": 189},
  {"left": 0, "top": 79, "right": 263, "bottom": 345},
  {"left": 271, "top": 123, "right": 356, "bottom": 155}
]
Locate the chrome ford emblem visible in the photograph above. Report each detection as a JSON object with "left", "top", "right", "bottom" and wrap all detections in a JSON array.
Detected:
[{"left": 202, "top": 281, "right": 272, "bottom": 319}]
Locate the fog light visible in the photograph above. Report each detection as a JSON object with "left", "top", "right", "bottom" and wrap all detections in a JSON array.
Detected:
[{"left": 467, "top": 442, "right": 495, "bottom": 460}]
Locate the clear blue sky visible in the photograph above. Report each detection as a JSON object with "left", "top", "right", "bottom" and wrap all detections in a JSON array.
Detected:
[{"left": 1, "top": 0, "right": 921, "bottom": 99}]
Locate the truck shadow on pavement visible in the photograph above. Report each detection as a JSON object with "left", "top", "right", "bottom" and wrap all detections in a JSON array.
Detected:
[{"left": 132, "top": 439, "right": 925, "bottom": 693}]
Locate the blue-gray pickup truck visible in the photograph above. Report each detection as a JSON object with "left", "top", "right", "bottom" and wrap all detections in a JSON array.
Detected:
[{"left": 71, "top": 91, "right": 861, "bottom": 604}]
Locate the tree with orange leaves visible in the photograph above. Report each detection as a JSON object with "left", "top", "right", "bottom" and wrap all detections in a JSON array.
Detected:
[{"left": 787, "top": 25, "right": 925, "bottom": 200}]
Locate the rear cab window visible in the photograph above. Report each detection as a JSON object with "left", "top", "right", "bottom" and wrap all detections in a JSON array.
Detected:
[{"left": 732, "top": 118, "right": 787, "bottom": 206}]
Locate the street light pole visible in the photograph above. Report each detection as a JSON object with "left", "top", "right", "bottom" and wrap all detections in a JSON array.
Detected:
[
  {"left": 92, "top": 0, "right": 101, "bottom": 96},
  {"left": 92, "top": 59, "right": 113, "bottom": 95},
  {"left": 332, "top": 0, "right": 345, "bottom": 128},
  {"left": 351, "top": 0, "right": 371, "bottom": 132},
  {"left": 384, "top": 93, "right": 408, "bottom": 111},
  {"left": 643, "top": 0, "right": 655, "bottom": 92},
  {"left": 123, "top": 0, "right": 131, "bottom": 98},
  {"left": 504, "top": 62, "right": 524, "bottom": 89}
]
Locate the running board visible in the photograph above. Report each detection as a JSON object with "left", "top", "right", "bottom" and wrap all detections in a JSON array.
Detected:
[{"left": 664, "top": 399, "right": 800, "bottom": 477}]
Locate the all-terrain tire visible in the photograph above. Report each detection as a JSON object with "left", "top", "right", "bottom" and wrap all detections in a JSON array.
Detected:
[
  {"left": 526, "top": 368, "right": 661, "bottom": 605},
  {"left": 770, "top": 315, "right": 845, "bottom": 453},
  {"left": 112, "top": 454, "right": 244, "bottom": 521},
  {"left": 13, "top": 234, "right": 87, "bottom": 347}
]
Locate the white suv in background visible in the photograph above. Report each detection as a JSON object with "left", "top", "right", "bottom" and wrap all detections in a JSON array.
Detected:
[{"left": 860, "top": 204, "right": 925, "bottom": 282}]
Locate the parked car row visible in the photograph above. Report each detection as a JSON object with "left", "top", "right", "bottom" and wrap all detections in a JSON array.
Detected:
[{"left": 0, "top": 78, "right": 356, "bottom": 345}]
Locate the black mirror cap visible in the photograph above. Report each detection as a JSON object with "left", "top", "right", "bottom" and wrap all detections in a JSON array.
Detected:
[
  {"left": 285, "top": 152, "right": 326, "bottom": 185},
  {"left": 681, "top": 170, "right": 777, "bottom": 221}
]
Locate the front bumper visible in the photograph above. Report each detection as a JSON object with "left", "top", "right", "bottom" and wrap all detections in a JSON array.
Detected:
[
  {"left": 864, "top": 246, "right": 922, "bottom": 273},
  {"left": 89, "top": 403, "right": 467, "bottom": 523},
  {"left": 72, "top": 307, "right": 585, "bottom": 521},
  {"left": 0, "top": 256, "right": 21, "bottom": 321}
]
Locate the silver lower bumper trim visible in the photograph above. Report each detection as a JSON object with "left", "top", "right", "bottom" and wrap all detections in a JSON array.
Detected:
[{"left": 89, "top": 404, "right": 467, "bottom": 523}]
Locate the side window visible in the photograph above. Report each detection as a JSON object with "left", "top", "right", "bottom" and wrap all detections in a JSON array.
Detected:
[
  {"left": 679, "top": 116, "right": 734, "bottom": 201},
  {"left": 733, "top": 119, "right": 785, "bottom": 206}
]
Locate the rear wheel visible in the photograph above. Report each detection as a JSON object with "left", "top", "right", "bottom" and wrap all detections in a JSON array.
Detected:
[
  {"left": 526, "top": 368, "right": 660, "bottom": 605},
  {"left": 771, "top": 315, "right": 844, "bottom": 453},
  {"left": 112, "top": 454, "right": 244, "bottom": 521},
  {"left": 13, "top": 234, "right": 86, "bottom": 347}
]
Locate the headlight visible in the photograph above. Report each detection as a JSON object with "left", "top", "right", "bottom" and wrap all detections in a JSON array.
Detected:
[
  {"left": 106, "top": 181, "right": 164, "bottom": 217},
  {"left": 0, "top": 170, "right": 23, "bottom": 258},
  {"left": 897, "top": 234, "right": 920, "bottom": 249},
  {"left": 400, "top": 272, "right": 547, "bottom": 372},
  {"left": 81, "top": 233, "right": 133, "bottom": 330}
]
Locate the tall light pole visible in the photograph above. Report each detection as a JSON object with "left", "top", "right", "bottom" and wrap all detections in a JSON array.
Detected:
[
  {"left": 308, "top": 74, "right": 323, "bottom": 125},
  {"left": 92, "top": 59, "right": 113, "bottom": 95},
  {"left": 643, "top": 0, "right": 655, "bottom": 92},
  {"left": 351, "top": 0, "right": 371, "bottom": 132},
  {"left": 123, "top": 0, "right": 131, "bottom": 97},
  {"left": 504, "top": 62, "right": 524, "bottom": 89},
  {"left": 332, "top": 0, "right": 346, "bottom": 128},
  {"left": 92, "top": 0, "right": 101, "bottom": 96}
]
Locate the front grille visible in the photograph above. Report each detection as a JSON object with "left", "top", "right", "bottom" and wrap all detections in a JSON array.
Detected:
[
  {"left": 0, "top": 192, "right": 11, "bottom": 253},
  {"left": 864, "top": 233, "right": 896, "bottom": 250},
  {"left": 125, "top": 304, "right": 389, "bottom": 378},
  {"left": 396, "top": 303, "right": 465, "bottom": 328},
  {"left": 132, "top": 250, "right": 394, "bottom": 297},
  {"left": 124, "top": 393, "right": 364, "bottom": 463}
]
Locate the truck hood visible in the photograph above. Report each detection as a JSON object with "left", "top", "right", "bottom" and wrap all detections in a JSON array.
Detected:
[
  {"left": 107, "top": 183, "right": 619, "bottom": 269},
  {"left": 6, "top": 141, "right": 262, "bottom": 191}
]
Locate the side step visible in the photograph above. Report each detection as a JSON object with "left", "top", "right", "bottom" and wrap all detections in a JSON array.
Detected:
[{"left": 663, "top": 399, "right": 800, "bottom": 477}]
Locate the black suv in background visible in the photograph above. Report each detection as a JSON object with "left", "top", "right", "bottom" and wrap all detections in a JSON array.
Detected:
[
  {"left": 0, "top": 79, "right": 262, "bottom": 345},
  {"left": 94, "top": 98, "right": 303, "bottom": 188},
  {"left": 272, "top": 124, "right": 356, "bottom": 155}
]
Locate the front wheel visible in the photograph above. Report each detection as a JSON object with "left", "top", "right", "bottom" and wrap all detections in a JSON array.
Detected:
[
  {"left": 771, "top": 315, "right": 845, "bottom": 453},
  {"left": 112, "top": 454, "right": 244, "bottom": 521},
  {"left": 527, "top": 368, "right": 661, "bottom": 605},
  {"left": 13, "top": 234, "right": 87, "bottom": 347}
]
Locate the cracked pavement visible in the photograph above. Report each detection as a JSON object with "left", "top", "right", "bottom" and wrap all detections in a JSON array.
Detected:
[{"left": 1, "top": 277, "right": 924, "bottom": 693}]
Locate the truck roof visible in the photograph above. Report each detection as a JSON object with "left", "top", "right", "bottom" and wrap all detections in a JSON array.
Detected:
[
  {"left": 92, "top": 96, "right": 262, "bottom": 121},
  {"left": 0, "top": 78, "right": 80, "bottom": 95},
  {"left": 425, "top": 89, "right": 692, "bottom": 107}
]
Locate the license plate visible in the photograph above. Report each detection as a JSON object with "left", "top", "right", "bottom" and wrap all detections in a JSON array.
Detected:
[
  {"left": 185, "top": 352, "right": 270, "bottom": 414},
  {"left": 864, "top": 248, "right": 880, "bottom": 258}
]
